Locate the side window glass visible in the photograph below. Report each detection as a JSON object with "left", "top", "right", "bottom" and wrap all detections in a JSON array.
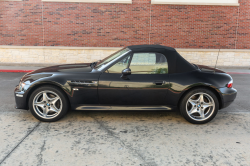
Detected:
[
  {"left": 129, "top": 53, "right": 168, "bottom": 74},
  {"left": 106, "top": 55, "right": 131, "bottom": 73}
]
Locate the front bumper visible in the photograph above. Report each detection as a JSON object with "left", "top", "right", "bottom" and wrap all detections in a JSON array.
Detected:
[
  {"left": 219, "top": 87, "right": 237, "bottom": 109},
  {"left": 14, "top": 86, "right": 29, "bottom": 109}
]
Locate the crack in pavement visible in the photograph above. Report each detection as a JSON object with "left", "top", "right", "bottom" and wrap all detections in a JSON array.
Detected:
[
  {"left": 0, "top": 122, "right": 41, "bottom": 165},
  {"left": 37, "top": 123, "right": 50, "bottom": 166},
  {"left": 90, "top": 115, "right": 157, "bottom": 166}
]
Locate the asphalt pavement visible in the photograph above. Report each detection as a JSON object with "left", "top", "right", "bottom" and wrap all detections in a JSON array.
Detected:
[{"left": 0, "top": 72, "right": 249, "bottom": 166}]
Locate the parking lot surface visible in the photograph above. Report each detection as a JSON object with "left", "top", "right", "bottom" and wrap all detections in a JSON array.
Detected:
[{"left": 0, "top": 72, "right": 250, "bottom": 166}]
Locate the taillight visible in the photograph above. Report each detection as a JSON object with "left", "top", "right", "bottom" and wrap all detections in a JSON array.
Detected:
[{"left": 227, "top": 80, "right": 233, "bottom": 88}]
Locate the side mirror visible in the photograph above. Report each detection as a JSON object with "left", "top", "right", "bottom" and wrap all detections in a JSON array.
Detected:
[
  {"left": 121, "top": 68, "right": 131, "bottom": 80},
  {"left": 122, "top": 68, "right": 131, "bottom": 76}
]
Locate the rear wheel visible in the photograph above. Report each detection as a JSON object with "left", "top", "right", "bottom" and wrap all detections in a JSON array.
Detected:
[
  {"left": 29, "top": 86, "right": 69, "bottom": 122},
  {"left": 179, "top": 88, "right": 219, "bottom": 124}
]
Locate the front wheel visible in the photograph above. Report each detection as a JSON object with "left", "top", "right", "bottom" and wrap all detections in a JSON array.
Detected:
[
  {"left": 29, "top": 86, "right": 69, "bottom": 122},
  {"left": 179, "top": 88, "right": 219, "bottom": 124}
]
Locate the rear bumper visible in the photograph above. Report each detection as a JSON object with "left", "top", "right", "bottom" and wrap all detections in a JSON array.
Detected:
[
  {"left": 14, "top": 86, "right": 28, "bottom": 110},
  {"left": 219, "top": 87, "right": 237, "bottom": 109}
]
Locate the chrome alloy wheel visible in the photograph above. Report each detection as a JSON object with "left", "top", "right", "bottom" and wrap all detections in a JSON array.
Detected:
[
  {"left": 33, "top": 90, "right": 63, "bottom": 119},
  {"left": 186, "top": 92, "right": 215, "bottom": 121}
]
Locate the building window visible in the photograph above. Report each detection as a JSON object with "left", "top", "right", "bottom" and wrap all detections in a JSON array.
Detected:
[
  {"left": 151, "top": 0, "right": 239, "bottom": 6},
  {"left": 42, "top": 0, "right": 131, "bottom": 3}
]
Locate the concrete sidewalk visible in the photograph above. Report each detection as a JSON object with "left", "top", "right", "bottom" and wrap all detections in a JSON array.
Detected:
[{"left": 0, "top": 64, "right": 249, "bottom": 74}]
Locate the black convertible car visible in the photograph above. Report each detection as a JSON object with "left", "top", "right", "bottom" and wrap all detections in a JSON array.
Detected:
[{"left": 14, "top": 45, "right": 237, "bottom": 124}]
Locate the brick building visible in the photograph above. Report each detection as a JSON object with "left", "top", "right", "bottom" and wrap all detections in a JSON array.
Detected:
[{"left": 0, "top": 0, "right": 249, "bottom": 67}]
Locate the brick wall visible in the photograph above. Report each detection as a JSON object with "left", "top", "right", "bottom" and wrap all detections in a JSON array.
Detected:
[{"left": 0, "top": 0, "right": 249, "bottom": 49}]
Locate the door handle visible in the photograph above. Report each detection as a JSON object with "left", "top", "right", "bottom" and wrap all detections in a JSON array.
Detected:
[{"left": 154, "top": 81, "right": 165, "bottom": 85}]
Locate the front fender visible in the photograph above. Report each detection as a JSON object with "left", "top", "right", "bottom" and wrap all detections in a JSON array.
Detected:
[{"left": 15, "top": 73, "right": 72, "bottom": 109}]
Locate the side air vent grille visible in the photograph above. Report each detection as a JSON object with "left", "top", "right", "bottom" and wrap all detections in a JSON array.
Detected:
[{"left": 68, "top": 80, "right": 98, "bottom": 85}]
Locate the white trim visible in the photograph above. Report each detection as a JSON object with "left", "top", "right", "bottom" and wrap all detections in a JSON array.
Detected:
[
  {"left": 151, "top": 1, "right": 239, "bottom": 6},
  {"left": 42, "top": 0, "right": 132, "bottom": 3},
  {"left": 0, "top": 46, "right": 250, "bottom": 52}
]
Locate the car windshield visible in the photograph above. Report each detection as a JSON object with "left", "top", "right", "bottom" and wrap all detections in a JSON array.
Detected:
[{"left": 95, "top": 48, "right": 130, "bottom": 69}]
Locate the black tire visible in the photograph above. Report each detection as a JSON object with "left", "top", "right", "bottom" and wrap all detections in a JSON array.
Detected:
[
  {"left": 29, "top": 85, "right": 69, "bottom": 122},
  {"left": 179, "top": 88, "right": 219, "bottom": 124}
]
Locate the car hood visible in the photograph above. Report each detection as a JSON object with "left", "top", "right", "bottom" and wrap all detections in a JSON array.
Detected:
[
  {"left": 196, "top": 64, "right": 225, "bottom": 73},
  {"left": 29, "top": 63, "right": 93, "bottom": 74}
]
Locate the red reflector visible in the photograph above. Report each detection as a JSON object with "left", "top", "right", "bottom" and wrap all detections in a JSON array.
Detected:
[{"left": 227, "top": 83, "right": 233, "bottom": 88}]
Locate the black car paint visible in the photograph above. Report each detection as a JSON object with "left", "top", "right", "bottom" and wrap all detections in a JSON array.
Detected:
[
  {"left": 14, "top": 47, "right": 237, "bottom": 111},
  {"left": 98, "top": 73, "right": 169, "bottom": 105},
  {"left": 15, "top": 64, "right": 102, "bottom": 109},
  {"left": 167, "top": 70, "right": 234, "bottom": 108}
]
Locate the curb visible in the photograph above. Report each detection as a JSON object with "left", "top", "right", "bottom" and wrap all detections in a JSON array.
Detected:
[{"left": 0, "top": 69, "right": 34, "bottom": 73}]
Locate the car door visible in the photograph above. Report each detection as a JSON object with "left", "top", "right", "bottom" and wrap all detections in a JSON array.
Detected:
[{"left": 98, "top": 52, "right": 169, "bottom": 105}]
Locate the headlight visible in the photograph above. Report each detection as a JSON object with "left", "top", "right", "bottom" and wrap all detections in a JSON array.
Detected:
[{"left": 19, "top": 82, "right": 26, "bottom": 91}]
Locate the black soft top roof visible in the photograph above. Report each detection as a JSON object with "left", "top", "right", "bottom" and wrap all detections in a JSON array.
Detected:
[
  {"left": 128, "top": 44, "right": 176, "bottom": 52},
  {"left": 127, "top": 45, "right": 196, "bottom": 74}
]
